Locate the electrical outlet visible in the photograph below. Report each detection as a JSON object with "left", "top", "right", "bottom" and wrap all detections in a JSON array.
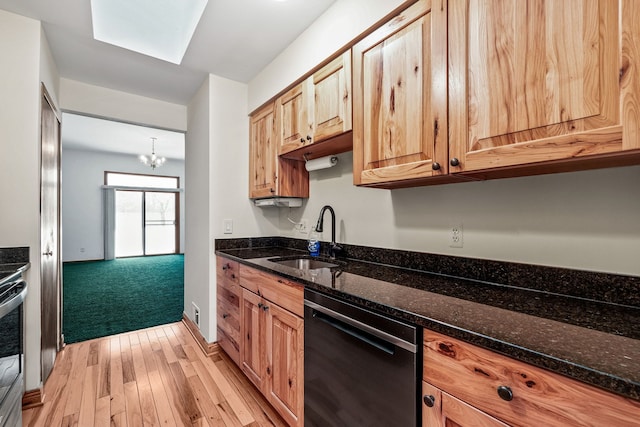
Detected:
[
  {"left": 449, "top": 223, "right": 463, "bottom": 248},
  {"left": 299, "top": 219, "right": 308, "bottom": 234},
  {"left": 192, "top": 302, "right": 200, "bottom": 328},
  {"left": 223, "top": 219, "right": 233, "bottom": 234}
]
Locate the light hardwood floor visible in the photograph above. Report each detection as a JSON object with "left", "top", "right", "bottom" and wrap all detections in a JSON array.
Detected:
[{"left": 22, "top": 322, "right": 287, "bottom": 427}]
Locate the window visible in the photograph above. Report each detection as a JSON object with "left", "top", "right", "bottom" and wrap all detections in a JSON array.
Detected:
[{"left": 105, "top": 172, "right": 180, "bottom": 257}]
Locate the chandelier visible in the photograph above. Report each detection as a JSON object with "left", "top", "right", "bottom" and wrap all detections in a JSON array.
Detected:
[{"left": 139, "top": 137, "right": 166, "bottom": 169}]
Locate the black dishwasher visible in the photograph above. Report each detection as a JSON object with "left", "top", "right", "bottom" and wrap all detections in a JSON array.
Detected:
[{"left": 304, "top": 289, "right": 421, "bottom": 427}]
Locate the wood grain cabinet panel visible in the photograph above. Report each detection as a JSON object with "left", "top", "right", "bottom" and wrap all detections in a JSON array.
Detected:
[
  {"left": 423, "top": 330, "right": 640, "bottom": 427},
  {"left": 237, "top": 265, "right": 304, "bottom": 427},
  {"left": 277, "top": 83, "right": 311, "bottom": 154},
  {"left": 278, "top": 50, "right": 353, "bottom": 160},
  {"left": 449, "top": 0, "right": 640, "bottom": 174},
  {"left": 266, "top": 303, "right": 304, "bottom": 427},
  {"left": 240, "top": 288, "right": 267, "bottom": 392},
  {"left": 239, "top": 265, "right": 304, "bottom": 317},
  {"left": 422, "top": 381, "right": 509, "bottom": 427},
  {"left": 249, "top": 102, "right": 309, "bottom": 199},
  {"left": 216, "top": 257, "right": 241, "bottom": 365},
  {"left": 353, "top": 0, "right": 449, "bottom": 187}
]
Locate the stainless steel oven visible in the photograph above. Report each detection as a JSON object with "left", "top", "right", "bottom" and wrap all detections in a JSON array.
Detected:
[
  {"left": 0, "top": 280, "right": 27, "bottom": 427},
  {"left": 304, "top": 289, "right": 421, "bottom": 427}
]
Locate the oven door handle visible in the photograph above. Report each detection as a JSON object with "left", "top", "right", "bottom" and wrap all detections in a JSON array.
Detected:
[{"left": 0, "top": 281, "right": 27, "bottom": 319}]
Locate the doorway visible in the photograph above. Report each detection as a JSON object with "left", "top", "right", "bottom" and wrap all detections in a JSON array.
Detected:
[{"left": 106, "top": 172, "right": 180, "bottom": 257}]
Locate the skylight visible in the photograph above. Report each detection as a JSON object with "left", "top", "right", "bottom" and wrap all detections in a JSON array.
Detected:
[{"left": 91, "top": 0, "right": 208, "bottom": 64}]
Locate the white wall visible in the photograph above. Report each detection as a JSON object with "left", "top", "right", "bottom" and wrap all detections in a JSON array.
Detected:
[
  {"left": 247, "top": 0, "right": 640, "bottom": 277},
  {"left": 282, "top": 153, "right": 640, "bottom": 276},
  {"left": 61, "top": 148, "right": 186, "bottom": 262},
  {"left": 248, "top": 0, "right": 407, "bottom": 111},
  {"left": 185, "top": 77, "right": 213, "bottom": 340},
  {"left": 60, "top": 78, "right": 188, "bottom": 132},
  {"left": 0, "top": 9, "right": 60, "bottom": 391},
  {"left": 185, "top": 75, "right": 280, "bottom": 342}
]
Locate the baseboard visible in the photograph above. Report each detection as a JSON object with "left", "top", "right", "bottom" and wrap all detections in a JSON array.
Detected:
[
  {"left": 22, "top": 388, "right": 44, "bottom": 409},
  {"left": 182, "top": 314, "right": 219, "bottom": 356}
]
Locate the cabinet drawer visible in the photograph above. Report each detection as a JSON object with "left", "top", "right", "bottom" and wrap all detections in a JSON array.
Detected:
[
  {"left": 239, "top": 265, "right": 304, "bottom": 317},
  {"left": 217, "top": 326, "right": 240, "bottom": 366},
  {"left": 423, "top": 330, "right": 640, "bottom": 427},
  {"left": 217, "top": 256, "right": 239, "bottom": 284}
]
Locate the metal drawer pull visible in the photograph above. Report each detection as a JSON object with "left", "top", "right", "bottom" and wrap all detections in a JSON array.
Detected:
[
  {"left": 423, "top": 395, "right": 436, "bottom": 407},
  {"left": 497, "top": 385, "right": 513, "bottom": 401}
]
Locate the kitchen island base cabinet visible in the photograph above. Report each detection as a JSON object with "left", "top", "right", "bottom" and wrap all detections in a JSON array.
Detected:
[
  {"left": 238, "top": 265, "right": 304, "bottom": 427},
  {"left": 422, "top": 381, "right": 509, "bottom": 427}
]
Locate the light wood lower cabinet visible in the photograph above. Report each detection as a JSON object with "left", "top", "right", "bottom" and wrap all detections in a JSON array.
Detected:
[
  {"left": 216, "top": 257, "right": 241, "bottom": 365},
  {"left": 423, "top": 330, "right": 640, "bottom": 427},
  {"left": 422, "top": 381, "right": 508, "bottom": 427},
  {"left": 237, "top": 266, "right": 304, "bottom": 427}
]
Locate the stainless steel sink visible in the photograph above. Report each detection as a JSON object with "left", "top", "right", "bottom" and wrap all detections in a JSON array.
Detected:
[{"left": 268, "top": 257, "right": 343, "bottom": 270}]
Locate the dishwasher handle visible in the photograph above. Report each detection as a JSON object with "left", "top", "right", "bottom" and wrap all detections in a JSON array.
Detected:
[
  {"left": 312, "top": 309, "right": 395, "bottom": 355},
  {"left": 305, "top": 300, "right": 417, "bottom": 353}
]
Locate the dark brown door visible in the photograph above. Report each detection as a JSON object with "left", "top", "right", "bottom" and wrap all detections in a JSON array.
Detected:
[{"left": 40, "top": 86, "right": 61, "bottom": 383}]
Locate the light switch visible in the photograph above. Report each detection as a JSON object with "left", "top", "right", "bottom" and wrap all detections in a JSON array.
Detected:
[{"left": 223, "top": 219, "right": 233, "bottom": 234}]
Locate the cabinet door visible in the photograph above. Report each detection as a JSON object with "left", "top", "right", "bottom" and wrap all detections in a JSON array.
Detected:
[
  {"left": 265, "top": 303, "right": 304, "bottom": 427},
  {"left": 312, "top": 50, "right": 352, "bottom": 142},
  {"left": 449, "top": 0, "right": 640, "bottom": 173},
  {"left": 277, "top": 82, "right": 313, "bottom": 155},
  {"left": 422, "top": 382, "right": 509, "bottom": 427},
  {"left": 249, "top": 103, "right": 278, "bottom": 198},
  {"left": 353, "top": 0, "right": 448, "bottom": 186},
  {"left": 240, "top": 289, "right": 266, "bottom": 391}
]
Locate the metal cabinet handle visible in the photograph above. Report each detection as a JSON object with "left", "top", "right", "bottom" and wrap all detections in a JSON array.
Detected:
[
  {"left": 262, "top": 305, "right": 269, "bottom": 312},
  {"left": 432, "top": 162, "right": 441, "bottom": 171},
  {"left": 450, "top": 157, "right": 460, "bottom": 167},
  {"left": 43, "top": 251, "right": 53, "bottom": 256},
  {"left": 222, "top": 264, "right": 229, "bottom": 270},
  {"left": 497, "top": 385, "right": 513, "bottom": 401},
  {"left": 423, "top": 395, "right": 436, "bottom": 408},
  {"left": 222, "top": 314, "right": 228, "bottom": 319}
]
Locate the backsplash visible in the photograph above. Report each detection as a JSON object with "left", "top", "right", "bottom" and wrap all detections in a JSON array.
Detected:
[{"left": 215, "top": 237, "right": 640, "bottom": 307}]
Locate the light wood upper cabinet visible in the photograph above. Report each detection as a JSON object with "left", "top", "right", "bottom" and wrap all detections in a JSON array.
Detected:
[
  {"left": 277, "top": 83, "right": 312, "bottom": 154},
  {"left": 311, "top": 51, "right": 352, "bottom": 142},
  {"left": 449, "top": 0, "right": 640, "bottom": 173},
  {"left": 249, "top": 102, "right": 309, "bottom": 199},
  {"left": 249, "top": 103, "right": 278, "bottom": 199},
  {"left": 422, "top": 381, "right": 509, "bottom": 427},
  {"left": 278, "top": 51, "right": 353, "bottom": 160},
  {"left": 352, "top": 0, "right": 448, "bottom": 186}
]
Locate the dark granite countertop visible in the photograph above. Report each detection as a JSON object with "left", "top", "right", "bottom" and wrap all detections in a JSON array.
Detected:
[{"left": 216, "top": 242, "right": 640, "bottom": 402}]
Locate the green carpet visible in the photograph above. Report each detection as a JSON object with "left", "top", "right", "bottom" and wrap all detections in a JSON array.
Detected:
[{"left": 63, "top": 255, "right": 184, "bottom": 343}]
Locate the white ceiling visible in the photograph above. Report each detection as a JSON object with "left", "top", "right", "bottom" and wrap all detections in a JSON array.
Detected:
[
  {"left": 0, "top": 0, "right": 336, "bottom": 105},
  {"left": 62, "top": 113, "right": 186, "bottom": 160},
  {"left": 0, "top": 0, "right": 336, "bottom": 157}
]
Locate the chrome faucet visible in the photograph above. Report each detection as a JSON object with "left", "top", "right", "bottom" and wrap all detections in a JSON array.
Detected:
[{"left": 315, "top": 205, "right": 342, "bottom": 259}]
